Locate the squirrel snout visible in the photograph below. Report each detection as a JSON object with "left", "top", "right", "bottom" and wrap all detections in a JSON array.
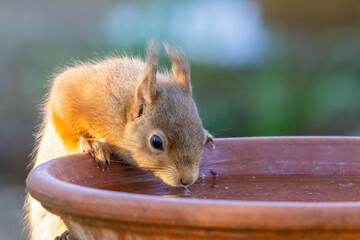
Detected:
[
  {"left": 178, "top": 171, "right": 198, "bottom": 187},
  {"left": 180, "top": 178, "right": 191, "bottom": 186}
]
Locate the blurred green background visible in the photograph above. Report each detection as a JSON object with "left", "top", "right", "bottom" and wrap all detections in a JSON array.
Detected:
[{"left": 1, "top": 0, "right": 360, "bottom": 239}]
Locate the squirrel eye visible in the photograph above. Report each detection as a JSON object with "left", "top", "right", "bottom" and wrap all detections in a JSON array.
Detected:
[{"left": 151, "top": 135, "right": 163, "bottom": 150}]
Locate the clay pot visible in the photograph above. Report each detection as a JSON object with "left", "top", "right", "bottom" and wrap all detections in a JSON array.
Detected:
[{"left": 26, "top": 137, "right": 360, "bottom": 239}]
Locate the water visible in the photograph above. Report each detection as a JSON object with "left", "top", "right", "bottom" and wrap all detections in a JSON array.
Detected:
[{"left": 111, "top": 174, "right": 360, "bottom": 202}]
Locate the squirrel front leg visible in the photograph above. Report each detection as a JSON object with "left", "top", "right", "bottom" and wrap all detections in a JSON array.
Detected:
[{"left": 80, "top": 137, "right": 111, "bottom": 170}]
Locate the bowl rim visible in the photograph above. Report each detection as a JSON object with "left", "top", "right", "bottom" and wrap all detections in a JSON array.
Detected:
[{"left": 26, "top": 136, "right": 360, "bottom": 230}]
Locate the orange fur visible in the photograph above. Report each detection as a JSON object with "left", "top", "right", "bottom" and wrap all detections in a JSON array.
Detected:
[{"left": 26, "top": 43, "right": 212, "bottom": 240}]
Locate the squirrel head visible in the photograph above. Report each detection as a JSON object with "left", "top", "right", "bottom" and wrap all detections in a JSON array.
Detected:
[{"left": 121, "top": 42, "right": 213, "bottom": 187}]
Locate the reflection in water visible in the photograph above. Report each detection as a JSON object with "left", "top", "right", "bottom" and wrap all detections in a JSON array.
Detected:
[{"left": 164, "top": 187, "right": 192, "bottom": 198}]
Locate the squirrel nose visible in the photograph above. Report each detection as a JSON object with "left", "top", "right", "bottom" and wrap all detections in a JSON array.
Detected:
[
  {"left": 179, "top": 168, "right": 199, "bottom": 186},
  {"left": 180, "top": 178, "right": 191, "bottom": 186}
]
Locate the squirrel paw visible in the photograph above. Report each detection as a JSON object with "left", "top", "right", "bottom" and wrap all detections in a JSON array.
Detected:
[
  {"left": 55, "top": 230, "right": 75, "bottom": 240},
  {"left": 80, "top": 137, "right": 111, "bottom": 171}
]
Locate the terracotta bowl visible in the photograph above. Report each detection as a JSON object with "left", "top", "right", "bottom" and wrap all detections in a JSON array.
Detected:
[{"left": 26, "top": 137, "right": 360, "bottom": 240}]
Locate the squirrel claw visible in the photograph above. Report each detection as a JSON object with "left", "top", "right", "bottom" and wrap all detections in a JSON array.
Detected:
[{"left": 80, "top": 137, "right": 111, "bottom": 170}]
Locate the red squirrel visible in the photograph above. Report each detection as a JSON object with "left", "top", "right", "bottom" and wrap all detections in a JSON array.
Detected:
[{"left": 26, "top": 42, "right": 213, "bottom": 240}]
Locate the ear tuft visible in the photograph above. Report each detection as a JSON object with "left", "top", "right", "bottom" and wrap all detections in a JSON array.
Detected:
[
  {"left": 204, "top": 130, "right": 215, "bottom": 149},
  {"left": 132, "top": 41, "right": 159, "bottom": 119},
  {"left": 164, "top": 44, "right": 192, "bottom": 95},
  {"left": 146, "top": 40, "right": 159, "bottom": 75}
]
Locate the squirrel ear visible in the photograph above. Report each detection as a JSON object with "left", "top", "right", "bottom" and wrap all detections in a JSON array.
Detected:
[
  {"left": 164, "top": 44, "right": 192, "bottom": 95},
  {"left": 132, "top": 42, "right": 159, "bottom": 119},
  {"left": 204, "top": 130, "right": 215, "bottom": 149}
]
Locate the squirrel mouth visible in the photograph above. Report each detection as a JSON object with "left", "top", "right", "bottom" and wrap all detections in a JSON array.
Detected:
[{"left": 153, "top": 172, "right": 178, "bottom": 187}]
